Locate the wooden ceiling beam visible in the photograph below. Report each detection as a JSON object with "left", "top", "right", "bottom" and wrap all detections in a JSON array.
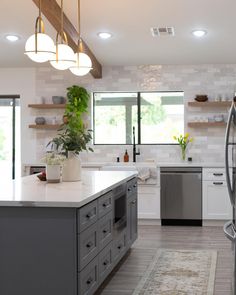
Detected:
[{"left": 32, "top": 0, "right": 102, "bottom": 78}]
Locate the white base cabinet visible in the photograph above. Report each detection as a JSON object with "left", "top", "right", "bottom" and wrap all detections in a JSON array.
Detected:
[
  {"left": 203, "top": 168, "right": 232, "bottom": 220},
  {"left": 138, "top": 185, "right": 160, "bottom": 219}
]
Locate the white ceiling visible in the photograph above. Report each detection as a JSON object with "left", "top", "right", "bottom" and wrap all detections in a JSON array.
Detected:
[{"left": 1, "top": 0, "right": 236, "bottom": 67}]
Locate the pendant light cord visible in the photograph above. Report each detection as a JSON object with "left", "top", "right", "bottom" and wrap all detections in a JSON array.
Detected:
[
  {"left": 61, "top": 0, "right": 63, "bottom": 39},
  {"left": 78, "top": 0, "right": 80, "bottom": 39}
]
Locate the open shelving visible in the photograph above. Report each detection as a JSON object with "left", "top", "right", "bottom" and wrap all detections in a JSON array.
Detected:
[
  {"left": 28, "top": 124, "right": 61, "bottom": 130},
  {"left": 28, "top": 104, "right": 66, "bottom": 109},
  {"left": 188, "top": 122, "right": 226, "bottom": 128}
]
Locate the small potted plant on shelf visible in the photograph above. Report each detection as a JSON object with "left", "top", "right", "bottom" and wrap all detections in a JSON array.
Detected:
[
  {"left": 48, "top": 85, "right": 93, "bottom": 182},
  {"left": 41, "top": 152, "right": 65, "bottom": 183},
  {"left": 173, "top": 133, "right": 193, "bottom": 161}
]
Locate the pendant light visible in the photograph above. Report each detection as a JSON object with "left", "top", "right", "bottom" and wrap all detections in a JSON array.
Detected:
[
  {"left": 50, "top": 0, "right": 76, "bottom": 70},
  {"left": 24, "top": 0, "right": 55, "bottom": 63},
  {"left": 69, "top": 0, "right": 92, "bottom": 76}
]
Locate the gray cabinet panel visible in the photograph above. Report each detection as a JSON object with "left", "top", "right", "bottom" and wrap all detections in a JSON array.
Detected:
[
  {"left": 79, "top": 256, "right": 99, "bottom": 295},
  {"left": 78, "top": 223, "right": 98, "bottom": 271},
  {"left": 127, "top": 178, "right": 138, "bottom": 197},
  {"left": 98, "top": 211, "right": 113, "bottom": 251},
  {"left": 78, "top": 200, "right": 98, "bottom": 232},
  {"left": 113, "top": 231, "right": 127, "bottom": 264},
  {"left": 98, "top": 191, "right": 113, "bottom": 218},
  {"left": 98, "top": 242, "right": 113, "bottom": 283},
  {"left": 127, "top": 192, "right": 138, "bottom": 248},
  {"left": 0, "top": 207, "right": 77, "bottom": 295}
]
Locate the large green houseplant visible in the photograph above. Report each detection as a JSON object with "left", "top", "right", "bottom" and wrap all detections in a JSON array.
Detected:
[{"left": 49, "top": 85, "right": 93, "bottom": 181}]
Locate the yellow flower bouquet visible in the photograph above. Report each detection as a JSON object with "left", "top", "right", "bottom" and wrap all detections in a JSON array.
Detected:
[{"left": 173, "top": 133, "right": 193, "bottom": 160}]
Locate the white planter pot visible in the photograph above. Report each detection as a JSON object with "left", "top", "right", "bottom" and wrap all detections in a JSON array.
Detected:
[
  {"left": 46, "top": 164, "right": 61, "bottom": 183},
  {"left": 62, "top": 152, "right": 81, "bottom": 182}
]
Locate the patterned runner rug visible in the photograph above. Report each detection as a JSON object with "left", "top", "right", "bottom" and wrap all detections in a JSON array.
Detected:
[{"left": 132, "top": 249, "right": 217, "bottom": 295}]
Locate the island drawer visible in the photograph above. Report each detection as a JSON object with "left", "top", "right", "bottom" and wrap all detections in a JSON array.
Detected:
[
  {"left": 79, "top": 256, "right": 99, "bottom": 295},
  {"left": 127, "top": 178, "right": 138, "bottom": 197},
  {"left": 78, "top": 200, "right": 98, "bottom": 232},
  {"left": 113, "top": 231, "right": 127, "bottom": 264},
  {"left": 98, "top": 242, "right": 113, "bottom": 284},
  {"left": 78, "top": 222, "right": 98, "bottom": 271},
  {"left": 98, "top": 211, "right": 113, "bottom": 251},
  {"left": 98, "top": 191, "right": 113, "bottom": 218}
]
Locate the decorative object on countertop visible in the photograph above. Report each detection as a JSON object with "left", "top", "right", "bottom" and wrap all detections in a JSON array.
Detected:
[
  {"left": 35, "top": 116, "right": 46, "bottom": 125},
  {"left": 124, "top": 150, "right": 129, "bottom": 162},
  {"left": 132, "top": 249, "right": 217, "bottom": 295},
  {"left": 37, "top": 171, "right": 47, "bottom": 181},
  {"left": 52, "top": 96, "right": 65, "bottom": 104},
  {"left": 173, "top": 133, "right": 194, "bottom": 161},
  {"left": 214, "top": 114, "right": 224, "bottom": 122},
  {"left": 48, "top": 85, "right": 93, "bottom": 181},
  {"left": 41, "top": 152, "right": 65, "bottom": 183},
  {"left": 194, "top": 94, "right": 208, "bottom": 102}
]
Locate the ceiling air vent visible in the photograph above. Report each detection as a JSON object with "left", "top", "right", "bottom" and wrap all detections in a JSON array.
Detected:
[{"left": 150, "top": 27, "right": 175, "bottom": 37}]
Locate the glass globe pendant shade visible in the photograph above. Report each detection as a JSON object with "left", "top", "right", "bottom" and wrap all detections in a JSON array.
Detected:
[
  {"left": 24, "top": 33, "right": 55, "bottom": 63},
  {"left": 69, "top": 52, "right": 92, "bottom": 76},
  {"left": 50, "top": 44, "right": 76, "bottom": 70}
]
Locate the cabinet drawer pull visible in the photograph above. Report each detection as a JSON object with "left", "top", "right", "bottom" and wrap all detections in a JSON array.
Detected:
[
  {"left": 213, "top": 182, "right": 223, "bottom": 185},
  {"left": 117, "top": 244, "right": 122, "bottom": 250},
  {"left": 132, "top": 200, "right": 137, "bottom": 204},
  {"left": 128, "top": 188, "right": 132, "bottom": 192},
  {"left": 103, "top": 229, "right": 108, "bottom": 234},
  {"left": 86, "top": 277, "right": 93, "bottom": 285},
  {"left": 133, "top": 184, "right": 137, "bottom": 188},
  {"left": 213, "top": 173, "right": 223, "bottom": 176},
  {"left": 102, "top": 203, "right": 109, "bottom": 208},
  {"left": 103, "top": 259, "right": 109, "bottom": 266},
  {"left": 86, "top": 212, "right": 92, "bottom": 219},
  {"left": 86, "top": 241, "right": 93, "bottom": 248}
]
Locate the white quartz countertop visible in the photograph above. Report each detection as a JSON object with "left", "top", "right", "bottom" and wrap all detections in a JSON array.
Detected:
[
  {"left": 0, "top": 171, "right": 137, "bottom": 208},
  {"left": 79, "top": 161, "right": 227, "bottom": 168}
]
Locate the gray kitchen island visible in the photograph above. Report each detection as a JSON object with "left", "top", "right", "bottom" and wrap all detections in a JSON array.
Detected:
[{"left": 0, "top": 170, "right": 138, "bottom": 295}]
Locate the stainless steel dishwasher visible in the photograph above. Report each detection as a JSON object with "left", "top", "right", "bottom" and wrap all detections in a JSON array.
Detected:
[{"left": 161, "top": 167, "right": 202, "bottom": 226}]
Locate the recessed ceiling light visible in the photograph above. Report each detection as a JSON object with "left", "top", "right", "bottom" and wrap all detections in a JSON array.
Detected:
[
  {"left": 5, "top": 34, "right": 20, "bottom": 42},
  {"left": 97, "top": 32, "right": 112, "bottom": 39},
  {"left": 192, "top": 30, "right": 207, "bottom": 37}
]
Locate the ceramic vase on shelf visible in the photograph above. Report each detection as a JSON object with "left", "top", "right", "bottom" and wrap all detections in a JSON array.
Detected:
[
  {"left": 62, "top": 151, "right": 81, "bottom": 182},
  {"left": 46, "top": 164, "right": 61, "bottom": 183}
]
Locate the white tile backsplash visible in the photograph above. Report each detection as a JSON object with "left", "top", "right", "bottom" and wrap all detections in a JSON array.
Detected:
[{"left": 28, "top": 63, "right": 236, "bottom": 164}]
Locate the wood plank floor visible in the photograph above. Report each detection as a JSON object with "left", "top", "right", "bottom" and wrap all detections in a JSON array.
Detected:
[{"left": 96, "top": 225, "right": 233, "bottom": 295}]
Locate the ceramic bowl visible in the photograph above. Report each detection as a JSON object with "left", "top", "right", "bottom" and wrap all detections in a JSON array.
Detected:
[
  {"left": 35, "top": 117, "right": 46, "bottom": 125},
  {"left": 194, "top": 95, "right": 208, "bottom": 102},
  {"left": 52, "top": 96, "right": 65, "bottom": 104}
]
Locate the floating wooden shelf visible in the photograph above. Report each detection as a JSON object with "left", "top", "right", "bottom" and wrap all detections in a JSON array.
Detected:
[
  {"left": 188, "top": 122, "right": 226, "bottom": 128},
  {"left": 28, "top": 104, "right": 66, "bottom": 109},
  {"left": 29, "top": 124, "right": 62, "bottom": 129},
  {"left": 188, "top": 101, "right": 232, "bottom": 107}
]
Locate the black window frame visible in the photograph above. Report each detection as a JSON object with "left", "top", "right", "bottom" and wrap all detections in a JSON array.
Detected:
[{"left": 93, "top": 91, "right": 184, "bottom": 146}]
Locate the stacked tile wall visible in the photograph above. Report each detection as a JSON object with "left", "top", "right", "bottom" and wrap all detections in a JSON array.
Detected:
[{"left": 33, "top": 64, "right": 236, "bottom": 164}]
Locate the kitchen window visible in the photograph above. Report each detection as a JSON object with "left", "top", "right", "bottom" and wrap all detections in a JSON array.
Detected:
[{"left": 93, "top": 91, "right": 184, "bottom": 144}]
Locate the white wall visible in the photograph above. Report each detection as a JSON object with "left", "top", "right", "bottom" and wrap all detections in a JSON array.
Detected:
[{"left": 0, "top": 68, "right": 36, "bottom": 166}]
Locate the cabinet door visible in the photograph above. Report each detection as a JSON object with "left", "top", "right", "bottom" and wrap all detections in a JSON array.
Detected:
[
  {"left": 203, "top": 181, "right": 232, "bottom": 220},
  {"left": 127, "top": 193, "right": 138, "bottom": 247}
]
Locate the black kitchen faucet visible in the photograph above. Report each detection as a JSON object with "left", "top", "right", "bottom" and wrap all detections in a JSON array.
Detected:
[{"left": 133, "top": 126, "right": 140, "bottom": 162}]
